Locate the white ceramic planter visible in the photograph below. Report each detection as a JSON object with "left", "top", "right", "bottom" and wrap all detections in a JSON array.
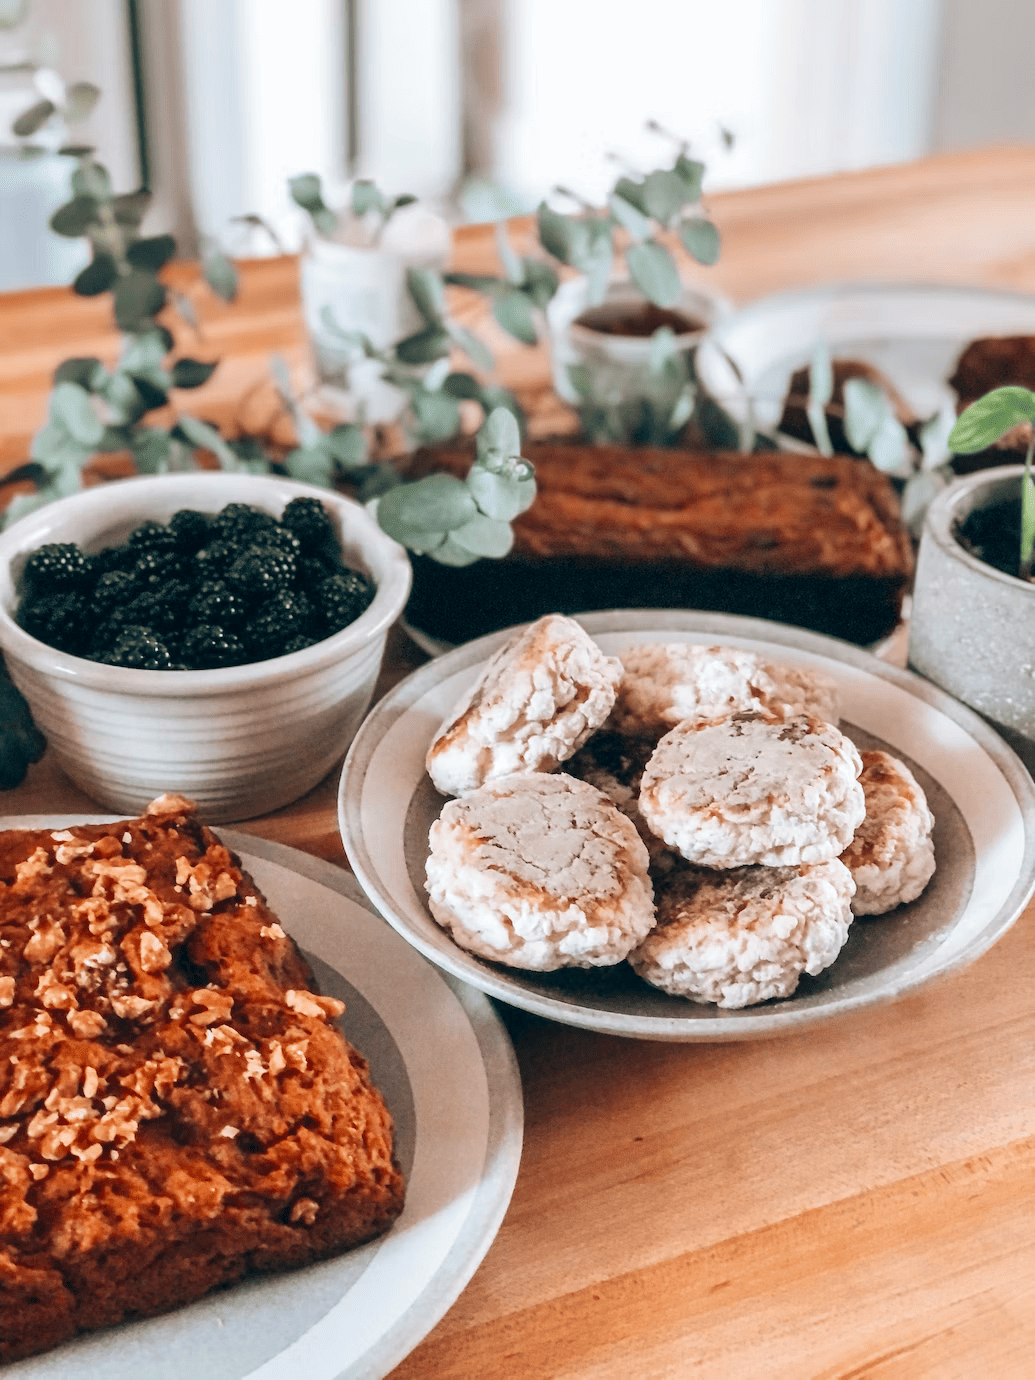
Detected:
[
  {"left": 0, "top": 474, "right": 411, "bottom": 821},
  {"left": 909, "top": 464, "right": 1035, "bottom": 773},
  {"left": 299, "top": 206, "right": 451, "bottom": 423},
  {"left": 545, "top": 275, "right": 731, "bottom": 406}
]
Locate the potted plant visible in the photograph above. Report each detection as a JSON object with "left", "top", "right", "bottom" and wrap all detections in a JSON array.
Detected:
[{"left": 910, "top": 385, "right": 1035, "bottom": 772}]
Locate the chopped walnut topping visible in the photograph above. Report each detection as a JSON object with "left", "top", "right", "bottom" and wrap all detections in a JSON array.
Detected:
[
  {"left": 285, "top": 989, "right": 345, "bottom": 1020},
  {"left": 266, "top": 1041, "right": 286, "bottom": 1077},
  {"left": 50, "top": 830, "right": 75, "bottom": 841},
  {"left": 260, "top": 923, "right": 286, "bottom": 940},
  {"left": 35, "top": 970, "right": 76, "bottom": 1011},
  {"left": 188, "top": 988, "right": 234, "bottom": 1026},
  {"left": 138, "top": 931, "right": 172, "bottom": 973},
  {"left": 54, "top": 839, "right": 95, "bottom": 865},
  {"left": 242, "top": 1048, "right": 265, "bottom": 1081},
  {"left": 0, "top": 1126, "right": 16, "bottom": 1144},
  {"left": 82, "top": 1066, "right": 100, "bottom": 1099},
  {"left": 109, "top": 993, "right": 155, "bottom": 1021},
  {"left": 0, "top": 976, "right": 14, "bottom": 1008},
  {"left": 202, "top": 1024, "right": 248, "bottom": 1055},
  {"left": 29, "top": 1162, "right": 49, "bottom": 1180},
  {"left": 66, "top": 1008, "right": 106, "bottom": 1038},
  {"left": 175, "top": 856, "right": 239, "bottom": 913},
  {"left": 219, "top": 1125, "right": 239, "bottom": 1139},
  {"left": 289, "top": 1197, "right": 319, "bottom": 1225},
  {"left": 13, "top": 848, "right": 51, "bottom": 886},
  {"left": 24, "top": 918, "right": 66, "bottom": 965}
]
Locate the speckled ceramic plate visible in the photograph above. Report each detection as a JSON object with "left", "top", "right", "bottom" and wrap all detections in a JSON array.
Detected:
[
  {"left": 695, "top": 280, "right": 1035, "bottom": 429},
  {"left": 339, "top": 610, "right": 1035, "bottom": 1042},
  {"left": 1, "top": 828, "right": 522, "bottom": 1380}
]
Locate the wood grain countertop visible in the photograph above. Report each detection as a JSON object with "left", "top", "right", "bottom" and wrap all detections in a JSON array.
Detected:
[{"left": 2, "top": 145, "right": 1035, "bottom": 1378}]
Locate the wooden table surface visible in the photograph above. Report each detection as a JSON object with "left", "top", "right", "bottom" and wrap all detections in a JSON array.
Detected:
[{"left": 3, "top": 145, "right": 1035, "bottom": 1378}]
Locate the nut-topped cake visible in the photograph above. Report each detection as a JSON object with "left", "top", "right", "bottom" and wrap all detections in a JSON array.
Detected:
[{"left": 0, "top": 794, "right": 405, "bottom": 1364}]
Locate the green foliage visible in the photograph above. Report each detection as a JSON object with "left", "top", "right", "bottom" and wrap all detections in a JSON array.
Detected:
[
  {"left": 566, "top": 325, "right": 696, "bottom": 446},
  {"left": 948, "top": 386, "right": 1035, "bottom": 577},
  {"left": 288, "top": 172, "right": 418, "bottom": 242}
]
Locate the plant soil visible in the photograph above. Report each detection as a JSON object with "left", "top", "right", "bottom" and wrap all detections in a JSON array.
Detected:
[
  {"left": 575, "top": 301, "right": 704, "bottom": 337},
  {"left": 955, "top": 495, "right": 1033, "bottom": 581}
]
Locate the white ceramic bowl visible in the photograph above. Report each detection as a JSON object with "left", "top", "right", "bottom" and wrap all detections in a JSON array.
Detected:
[{"left": 0, "top": 473, "right": 411, "bottom": 821}]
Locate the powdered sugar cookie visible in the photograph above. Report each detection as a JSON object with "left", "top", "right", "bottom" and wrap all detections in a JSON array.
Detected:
[
  {"left": 566, "top": 730, "right": 680, "bottom": 876},
  {"left": 609, "top": 642, "right": 840, "bottom": 740},
  {"left": 629, "top": 858, "right": 855, "bottom": 1008},
  {"left": 639, "top": 711, "right": 865, "bottom": 868},
  {"left": 841, "top": 749, "right": 936, "bottom": 915},
  {"left": 426, "top": 614, "right": 622, "bottom": 797},
  {"left": 425, "top": 772, "right": 655, "bottom": 970}
]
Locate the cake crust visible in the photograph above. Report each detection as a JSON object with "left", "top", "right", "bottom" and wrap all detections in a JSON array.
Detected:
[{"left": 0, "top": 796, "right": 404, "bottom": 1364}]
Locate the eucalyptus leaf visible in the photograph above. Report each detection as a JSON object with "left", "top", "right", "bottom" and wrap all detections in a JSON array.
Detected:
[
  {"left": 521, "top": 258, "right": 559, "bottom": 309},
  {"left": 288, "top": 173, "right": 325, "bottom": 213},
  {"left": 842, "top": 377, "right": 887, "bottom": 451},
  {"left": 96, "top": 425, "right": 133, "bottom": 453},
  {"left": 320, "top": 306, "right": 378, "bottom": 356},
  {"left": 30, "top": 419, "right": 92, "bottom": 470},
  {"left": 112, "top": 190, "right": 151, "bottom": 228},
  {"left": 201, "top": 247, "right": 238, "bottom": 302},
  {"left": 648, "top": 326, "right": 678, "bottom": 373},
  {"left": 582, "top": 220, "right": 614, "bottom": 305},
  {"left": 536, "top": 202, "right": 575, "bottom": 264},
  {"left": 918, "top": 405, "right": 956, "bottom": 471},
  {"left": 641, "top": 168, "right": 693, "bottom": 225},
  {"left": 449, "top": 512, "right": 514, "bottom": 558},
  {"left": 395, "top": 327, "right": 451, "bottom": 365},
  {"left": 495, "top": 222, "right": 524, "bottom": 285},
  {"left": 323, "top": 424, "right": 368, "bottom": 468},
  {"left": 448, "top": 324, "right": 494, "bottom": 371},
  {"left": 283, "top": 446, "right": 335, "bottom": 487},
  {"left": 378, "top": 471, "right": 476, "bottom": 535},
  {"left": 50, "top": 382, "right": 104, "bottom": 448},
  {"left": 477, "top": 406, "right": 522, "bottom": 463},
  {"left": 131, "top": 428, "right": 173, "bottom": 475},
  {"left": 71, "top": 162, "right": 111, "bottom": 201},
  {"left": 171, "top": 358, "right": 218, "bottom": 389},
  {"left": 444, "top": 271, "right": 503, "bottom": 294},
  {"left": 867, "top": 413, "right": 910, "bottom": 475},
  {"left": 673, "top": 155, "right": 705, "bottom": 202},
  {"left": 406, "top": 268, "right": 446, "bottom": 327},
  {"left": 947, "top": 385, "right": 1035, "bottom": 453},
  {"left": 491, "top": 288, "right": 537, "bottom": 346},
  {"left": 428, "top": 535, "right": 481, "bottom": 567},
  {"left": 373, "top": 500, "right": 448, "bottom": 553},
  {"left": 626, "top": 240, "right": 680, "bottom": 308},
  {"left": 352, "top": 179, "right": 387, "bottom": 219},
  {"left": 54, "top": 357, "right": 105, "bottom": 390},
  {"left": 49, "top": 459, "right": 88, "bottom": 498},
  {"left": 102, "top": 371, "right": 150, "bottom": 426},
  {"left": 1, "top": 491, "right": 50, "bottom": 532},
  {"left": 900, "top": 466, "right": 950, "bottom": 539},
  {"left": 423, "top": 357, "right": 453, "bottom": 392},
  {"left": 127, "top": 234, "right": 176, "bottom": 272},
  {"left": 467, "top": 468, "right": 534, "bottom": 522},
  {"left": 409, "top": 390, "right": 461, "bottom": 441},
  {"left": 677, "top": 216, "right": 720, "bottom": 266},
  {"left": 312, "top": 207, "right": 337, "bottom": 237},
  {"left": 114, "top": 271, "right": 166, "bottom": 331},
  {"left": 612, "top": 177, "right": 650, "bottom": 215},
  {"left": 176, "top": 414, "right": 240, "bottom": 469},
  {"left": 392, "top": 193, "right": 418, "bottom": 213},
  {"left": 72, "top": 252, "right": 118, "bottom": 296},
  {"left": 12, "top": 99, "right": 55, "bottom": 138},
  {"left": 808, "top": 342, "right": 834, "bottom": 408},
  {"left": 50, "top": 196, "right": 98, "bottom": 238},
  {"left": 442, "top": 371, "right": 483, "bottom": 400},
  {"left": 62, "top": 81, "right": 101, "bottom": 123},
  {"left": 608, "top": 191, "right": 652, "bottom": 242},
  {"left": 120, "top": 330, "right": 169, "bottom": 374}
]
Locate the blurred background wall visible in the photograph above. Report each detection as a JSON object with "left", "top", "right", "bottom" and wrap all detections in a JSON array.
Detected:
[{"left": 2, "top": 0, "right": 1034, "bottom": 289}]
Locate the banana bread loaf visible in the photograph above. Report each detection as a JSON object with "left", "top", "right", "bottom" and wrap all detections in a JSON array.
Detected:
[
  {"left": 0, "top": 794, "right": 405, "bottom": 1364},
  {"left": 402, "top": 441, "right": 914, "bottom": 646}
]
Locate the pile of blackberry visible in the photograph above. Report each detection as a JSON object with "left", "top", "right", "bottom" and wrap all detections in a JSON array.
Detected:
[{"left": 15, "top": 498, "right": 376, "bottom": 671}]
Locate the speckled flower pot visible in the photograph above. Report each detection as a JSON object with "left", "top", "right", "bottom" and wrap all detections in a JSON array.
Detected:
[{"left": 909, "top": 464, "right": 1035, "bottom": 772}]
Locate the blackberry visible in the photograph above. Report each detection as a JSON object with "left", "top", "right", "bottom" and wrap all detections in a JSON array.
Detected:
[
  {"left": 281, "top": 497, "right": 339, "bottom": 558},
  {"left": 102, "top": 625, "right": 175, "bottom": 670},
  {"left": 128, "top": 520, "right": 178, "bottom": 553},
  {"left": 132, "top": 548, "right": 182, "bottom": 586},
  {"left": 90, "top": 544, "right": 137, "bottom": 576},
  {"left": 226, "top": 544, "right": 297, "bottom": 599},
  {"left": 18, "top": 591, "right": 92, "bottom": 655},
  {"left": 180, "top": 623, "right": 248, "bottom": 670},
  {"left": 21, "top": 543, "right": 93, "bottom": 593},
  {"left": 192, "top": 539, "right": 239, "bottom": 579},
  {"left": 168, "top": 508, "right": 212, "bottom": 551},
  {"left": 242, "top": 589, "right": 312, "bottom": 657},
  {"left": 121, "top": 580, "right": 193, "bottom": 634},
  {"left": 212, "top": 502, "right": 279, "bottom": 545},
  {"left": 90, "top": 569, "right": 138, "bottom": 622},
  {"left": 264, "top": 525, "right": 302, "bottom": 558},
  {"left": 187, "top": 579, "right": 249, "bottom": 629},
  {"left": 296, "top": 554, "right": 339, "bottom": 588},
  {"left": 312, "top": 569, "right": 375, "bottom": 634}
]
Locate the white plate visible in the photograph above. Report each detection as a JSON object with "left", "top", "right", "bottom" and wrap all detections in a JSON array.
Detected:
[
  {"left": 695, "top": 281, "right": 1035, "bottom": 429},
  {"left": 339, "top": 610, "right": 1035, "bottom": 1042},
  {"left": 1, "top": 825, "right": 523, "bottom": 1380}
]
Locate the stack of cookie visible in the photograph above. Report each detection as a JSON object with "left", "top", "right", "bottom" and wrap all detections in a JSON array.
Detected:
[{"left": 424, "top": 615, "right": 936, "bottom": 1009}]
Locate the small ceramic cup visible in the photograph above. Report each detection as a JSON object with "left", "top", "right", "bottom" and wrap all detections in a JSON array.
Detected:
[
  {"left": 909, "top": 464, "right": 1035, "bottom": 774},
  {"left": 0, "top": 473, "right": 411, "bottom": 820}
]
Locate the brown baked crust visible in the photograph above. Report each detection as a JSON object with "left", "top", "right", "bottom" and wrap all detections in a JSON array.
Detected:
[
  {"left": 948, "top": 336, "right": 1035, "bottom": 468},
  {"left": 0, "top": 796, "right": 405, "bottom": 1364},
  {"left": 401, "top": 442, "right": 913, "bottom": 646}
]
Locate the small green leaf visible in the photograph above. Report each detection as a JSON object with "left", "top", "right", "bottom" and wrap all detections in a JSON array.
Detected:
[
  {"left": 395, "top": 327, "right": 451, "bottom": 365},
  {"left": 442, "top": 372, "right": 483, "bottom": 401},
  {"left": 112, "top": 190, "right": 151, "bottom": 228},
  {"left": 867, "top": 413, "right": 910, "bottom": 475},
  {"left": 428, "top": 535, "right": 481, "bottom": 567},
  {"left": 406, "top": 268, "right": 446, "bottom": 327},
  {"left": 392, "top": 193, "right": 418, "bottom": 212},
  {"left": 323, "top": 424, "right": 368, "bottom": 468},
  {"left": 352, "top": 179, "right": 388, "bottom": 218},
  {"left": 536, "top": 202, "right": 576, "bottom": 263},
  {"left": 491, "top": 288, "right": 537, "bottom": 346},
  {"left": 842, "top": 377, "right": 888, "bottom": 452},
  {"left": 378, "top": 472, "right": 476, "bottom": 536},
  {"left": 101, "top": 370, "right": 150, "bottom": 426},
  {"left": 677, "top": 216, "right": 720, "bottom": 266},
  {"left": 612, "top": 177, "right": 650, "bottom": 215},
  {"left": 202, "top": 247, "right": 237, "bottom": 302},
  {"left": 409, "top": 390, "right": 461, "bottom": 441},
  {"left": 288, "top": 172, "right": 325, "bottom": 213},
  {"left": 521, "top": 259, "right": 558, "bottom": 309},
  {"left": 62, "top": 81, "right": 101, "bottom": 123},
  {"left": 566, "top": 363, "right": 595, "bottom": 401},
  {"left": 449, "top": 512, "right": 514, "bottom": 558},
  {"left": 127, "top": 234, "right": 176, "bottom": 272},
  {"left": 947, "top": 386, "right": 1035, "bottom": 453},
  {"left": 900, "top": 466, "right": 950, "bottom": 539},
  {"left": 96, "top": 425, "right": 132, "bottom": 453},
  {"left": 12, "top": 99, "right": 55, "bottom": 138},
  {"left": 54, "top": 357, "right": 104, "bottom": 390},
  {"left": 176, "top": 414, "right": 240, "bottom": 469},
  {"left": 467, "top": 468, "right": 534, "bottom": 522},
  {"left": 129, "top": 374, "right": 168, "bottom": 411},
  {"left": 495, "top": 222, "right": 524, "bottom": 284},
  {"left": 120, "top": 329, "right": 170, "bottom": 374},
  {"left": 319, "top": 306, "right": 378, "bottom": 356},
  {"left": 478, "top": 405, "right": 522, "bottom": 462},
  {"left": 312, "top": 207, "right": 337, "bottom": 237},
  {"left": 73, "top": 253, "right": 118, "bottom": 296},
  {"left": 131, "top": 428, "right": 173, "bottom": 474},
  {"left": 673, "top": 155, "right": 705, "bottom": 202},
  {"left": 30, "top": 419, "right": 91, "bottom": 470},
  {"left": 608, "top": 192, "right": 652, "bottom": 242},
  {"left": 284, "top": 446, "right": 335, "bottom": 488},
  {"left": 449, "top": 324, "right": 494, "bottom": 371},
  {"left": 641, "top": 169, "right": 693, "bottom": 225},
  {"left": 625, "top": 240, "right": 680, "bottom": 308},
  {"left": 50, "top": 382, "right": 104, "bottom": 448},
  {"left": 114, "top": 271, "right": 167, "bottom": 331},
  {"left": 71, "top": 162, "right": 112, "bottom": 201},
  {"left": 49, "top": 196, "right": 98, "bottom": 237},
  {"left": 444, "top": 271, "right": 504, "bottom": 293},
  {"left": 582, "top": 220, "right": 614, "bottom": 305},
  {"left": 171, "top": 358, "right": 218, "bottom": 389}
]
